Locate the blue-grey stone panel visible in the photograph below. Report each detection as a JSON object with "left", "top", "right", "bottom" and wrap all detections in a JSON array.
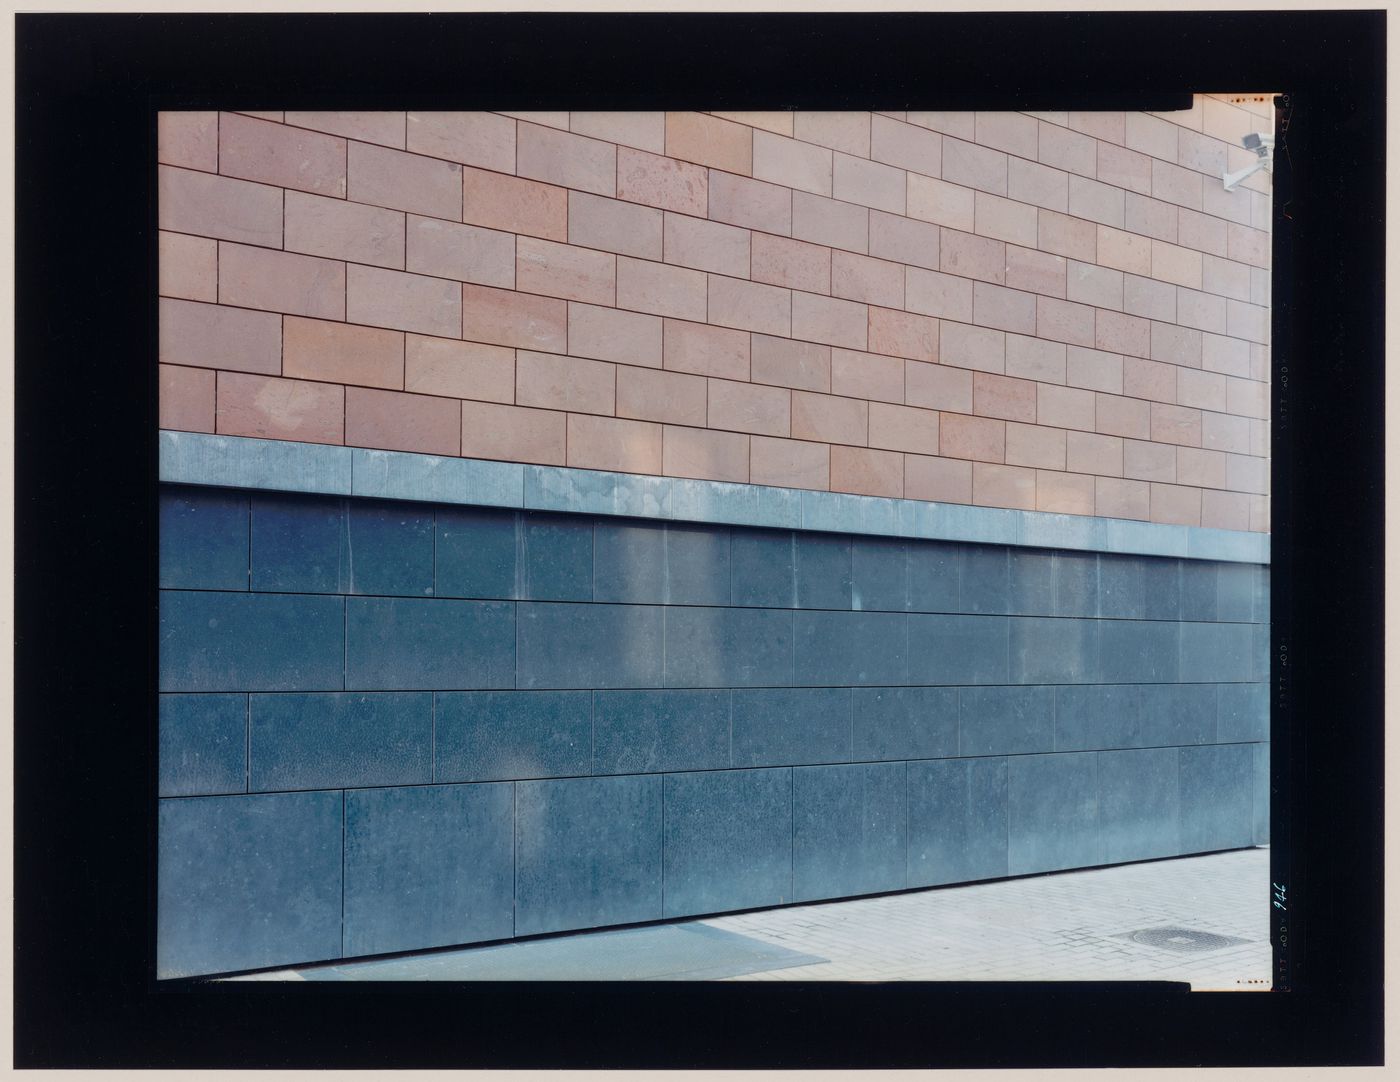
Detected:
[
  {"left": 249, "top": 692, "right": 432, "bottom": 792},
  {"left": 160, "top": 487, "right": 249, "bottom": 591},
  {"left": 959, "top": 544, "right": 1010, "bottom": 614},
  {"left": 250, "top": 493, "right": 346, "bottom": 594},
  {"left": 1008, "top": 549, "right": 1056, "bottom": 616},
  {"left": 960, "top": 685, "right": 1055, "bottom": 756},
  {"left": 666, "top": 523, "right": 731, "bottom": 606},
  {"left": 1217, "top": 683, "right": 1269, "bottom": 743},
  {"left": 794, "top": 532, "right": 853, "bottom": 609},
  {"left": 592, "top": 689, "right": 730, "bottom": 775},
  {"left": 159, "top": 591, "right": 345, "bottom": 692},
  {"left": 343, "top": 501, "right": 434, "bottom": 597},
  {"left": 793, "top": 610, "right": 907, "bottom": 686},
  {"left": 1053, "top": 551, "right": 1099, "bottom": 617},
  {"left": 1097, "top": 553, "right": 1146, "bottom": 619},
  {"left": 518, "top": 602, "right": 663, "bottom": 689},
  {"left": 1055, "top": 684, "right": 1143, "bottom": 751},
  {"left": 1179, "top": 622, "right": 1254, "bottom": 683},
  {"left": 1142, "top": 558, "right": 1182, "bottom": 621},
  {"left": 161, "top": 431, "right": 351, "bottom": 496},
  {"left": 730, "top": 528, "right": 796, "bottom": 608},
  {"left": 1140, "top": 683, "right": 1217, "bottom": 747},
  {"left": 515, "top": 775, "right": 663, "bottom": 936},
  {"left": 906, "top": 539, "right": 960, "bottom": 613},
  {"left": 663, "top": 606, "right": 793, "bottom": 688},
  {"left": 1008, "top": 752, "right": 1101, "bottom": 875},
  {"left": 158, "top": 791, "right": 342, "bottom": 978},
  {"left": 593, "top": 521, "right": 666, "bottom": 604},
  {"left": 732, "top": 687, "right": 851, "bottom": 767},
  {"left": 907, "top": 756, "right": 1008, "bottom": 887},
  {"left": 435, "top": 691, "right": 592, "bottom": 783},
  {"left": 434, "top": 507, "right": 518, "bottom": 600},
  {"left": 1099, "top": 620, "right": 1180, "bottom": 683},
  {"left": 345, "top": 597, "right": 516, "bottom": 691},
  {"left": 1098, "top": 747, "right": 1180, "bottom": 862},
  {"left": 663, "top": 768, "right": 792, "bottom": 918},
  {"left": 159, "top": 694, "right": 247, "bottom": 797},
  {"left": 1252, "top": 623, "right": 1270, "bottom": 683},
  {"left": 1179, "top": 560, "right": 1219, "bottom": 621},
  {"left": 793, "top": 762, "right": 906, "bottom": 902},
  {"left": 1254, "top": 566, "right": 1271, "bottom": 623},
  {"left": 851, "top": 538, "right": 908, "bottom": 612},
  {"left": 1216, "top": 563, "right": 1256, "bottom": 623},
  {"left": 353, "top": 448, "right": 523, "bottom": 509},
  {"left": 519, "top": 512, "right": 594, "bottom": 601},
  {"left": 907, "top": 614, "right": 1010, "bottom": 685},
  {"left": 1009, "top": 617, "right": 1100, "bottom": 684},
  {"left": 1179, "top": 743, "right": 1254, "bottom": 853},
  {"left": 1253, "top": 742, "right": 1270, "bottom": 845},
  {"left": 851, "top": 686, "right": 958, "bottom": 762},
  {"left": 343, "top": 782, "right": 513, "bottom": 957}
]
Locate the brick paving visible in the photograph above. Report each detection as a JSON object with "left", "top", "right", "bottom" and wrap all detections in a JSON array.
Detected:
[{"left": 249, "top": 847, "right": 1271, "bottom": 987}]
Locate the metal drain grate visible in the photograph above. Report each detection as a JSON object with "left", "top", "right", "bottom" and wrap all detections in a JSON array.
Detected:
[{"left": 1116, "top": 926, "right": 1250, "bottom": 953}]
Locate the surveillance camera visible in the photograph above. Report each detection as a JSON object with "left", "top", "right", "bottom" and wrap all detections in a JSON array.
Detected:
[
  {"left": 1223, "top": 132, "right": 1275, "bottom": 191},
  {"left": 1241, "top": 132, "right": 1274, "bottom": 157}
]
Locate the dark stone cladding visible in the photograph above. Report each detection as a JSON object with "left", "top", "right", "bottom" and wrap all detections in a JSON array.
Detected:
[{"left": 157, "top": 484, "right": 1270, "bottom": 978}]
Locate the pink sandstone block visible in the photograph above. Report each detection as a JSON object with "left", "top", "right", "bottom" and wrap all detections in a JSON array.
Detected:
[
  {"left": 348, "top": 140, "right": 462, "bottom": 220},
  {"left": 664, "top": 113, "right": 752, "bottom": 176},
  {"left": 219, "top": 111, "right": 346, "bottom": 197},
  {"left": 1095, "top": 393, "right": 1151, "bottom": 440},
  {"left": 1150, "top": 240, "right": 1203, "bottom": 289},
  {"left": 906, "top": 174, "right": 975, "bottom": 232},
  {"left": 1122, "top": 274, "right": 1176, "bottom": 322},
  {"left": 973, "top": 372, "right": 1037, "bottom": 423},
  {"left": 1036, "top": 121, "right": 1096, "bottom": 178},
  {"left": 405, "top": 111, "right": 514, "bottom": 172},
  {"left": 462, "top": 166, "right": 568, "bottom": 242},
  {"left": 1123, "top": 439, "right": 1177, "bottom": 483},
  {"left": 1153, "top": 322, "right": 1204, "bottom": 368},
  {"left": 1095, "top": 226, "right": 1152, "bottom": 276},
  {"left": 284, "top": 316, "right": 405, "bottom": 391},
  {"left": 939, "top": 229, "right": 1005, "bottom": 285},
  {"left": 905, "top": 267, "right": 973, "bottom": 322},
  {"left": 832, "top": 153, "right": 906, "bottom": 214},
  {"left": 1068, "top": 111, "right": 1126, "bottom": 145},
  {"left": 516, "top": 236, "right": 617, "bottom": 306},
  {"left": 1005, "top": 423, "right": 1066, "bottom": 470},
  {"left": 346, "top": 264, "right": 461, "bottom": 338},
  {"left": 497, "top": 112, "right": 568, "bottom": 130},
  {"left": 830, "top": 251, "right": 903, "bottom": 309},
  {"left": 662, "top": 320, "right": 750, "bottom": 381},
  {"left": 939, "top": 321, "right": 1004, "bottom": 373},
  {"left": 1201, "top": 411, "right": 1250, "bottom": 455},
  {"left": 1151, "top": 158, "right": 1203, "bottom": 211},
  {"left": 1095, "top": 310, "right": 1152, "bottom": 359},
  {"left": 906, "top": 361, "right": 973, "bottom": 413},
  {"left": 1066, "top": 346, "right": 1124, "bottom": 395},
  {"left": 791, "top": 192, "right": 869, "bottom": 254},
  {"left": 568, "top": 414, "right": 663, "bottom": 474},
  {"left": 1037, "top": 209, "right": 1096, "bottom": 262},
  {"left": 516, "top": 350, "right": 615, "bottom": 415},
  {"left": 1125, "top": 112, "right": 1178, "bottom": 161},
  {"left": 751, "top": 335, "right": 831, "bottom": 393},
  {"left": 461, "top": 283, "right": 567, "bottom": 353},
  {"left": 904, "top": 453, "right": 972, "bottom": 504},
  {"left": 1178, "top": 207, "right": 1228, "bottom": 257},
  {"left": 906, "top": 112, "right": 975, "bottom": 141},
  {"left": 517, "top": 122, "right": 617, "bottom": 197},
  {"left": 616, "top": 257, "right": 707, "bottom": 322},
  {"left": 751, "top": 233, "right": 832, "bottom": 295},
  {"left": 712, "top": 111, "right": 795, "bottom": 137},
  {"left": 972, "top": 282, "right": 1037, "bottom": 335},
  {"left": 289, "top": 111, "right": 406, "bottom": 150},
  {"left": 570, "top": 112, "right": 666, "bottom": 154},
  {"left": 830, "top": 445, "right": 902, "bottom": 498},
  {"left": 973, "top": 191, "right": 1038, "bottom": 247},
  {"left": 1004, "top": 246, "right": 1067, "bottom": 298},
  {"left": 1124, "top": 193, "right": 1179, "bottom": 243},
  {"left": 707, "top": 171, "right": 792, "bottom": 235},
  {"left": 973, "top": 462, "right": 1036, "bottom": 511},
  {"left": 1123, "top": 357, "right": 1178, "bottom": 404},
  {"left": 1066, "top": 431, "right": 1123, "bottom": 476},
  {"left": 1035, "top": 470, "right": 1095, "bottom": 515},
  {"left": 707, "top": 378, "right": 791, "bottom": 437},
  {"left": 159, "top": 364, "right": 216, "bottom": 432},
  {"left": 663, "top": 425, "right": 749, "bottom": 484},
  {"left": 974, "top": 111, "right": 1038, "bottom": 159},
  {"left": 158, "top": 165, "right": 283, "bottom": 248},
  {"left": 567, "top": 190, "right": 664, "bottom": 260},
  {"left": 941, "top": 137, "right": 1008, "bottom": 197},
  {"left": 217, "top": 371, "right": 344, "bottom": 445},
  {"left": 1201, "top": 255, "right": 1252, "bottom": 302},
  {"left": 1005, "top": 334, "right": 1066, "bottom": 384},
  {"left": 794, "top": 111, "right": 871, "bottom": 157},
  {"left": 1176, "top": 288, "right": 1228, "bottom": 334},
  {"left": 159, "top": 231, "right": 217, "bottom": 302},
  {"left": 404, "top": 334, "right": 514, "bottom": 404},
  {"left": 1149, "top": 482, "right": 1202, "bottom": 526},
  {"left": 616, "top": 366, "right": 708, "bottom": 427},
  {"left": 461, "top": 400, "right": 566, "bottom": 465},
  {"left": 1201, "top": 489, "right": 1250, "bottom": 531},
  {"left": 792, "top": 292, "right": 867, "bottom": 350},
  {"left": 405, "top": 215, "right": 515, "bottom": 288},
  {"left": 1226, "top": 300, "right": 1268, "bottom": 344},
  {"left": 791, "top": 390, "right": 868, "bottom": 446},
  {"left": 662, "top": 213, "right": 751, "bottom": 277},
  {"left": 568, "top": 303, "right": 662, "bottom": 369},
  {"left": 1037, "top": 384, "right": 1095, "bottom": 432},
  {"left": 870, "top": 114, "right": 942, "bottom": 178},
  {"left": 1097, "top": 142, "right": 1152, "bottom": 196},
  {"left": 831, "top": 348, "right": 904, "bottom": 404},
  {"left": 345, "top": 385, "right": 459, "bottom": 456},
  {"left": 1095, "top": 476, "right": 1150, "bottom": 520},
  {"left": 750, "top": 436, "right": 830, "bottom": 490},
  {"left": 218, "top": 243, "right": 346, "bottom": 321},
  {"left": 1035, "top": 296, "right": 1096, "bottom": 348},
  {"left": 159, "top": 298, "right": 281, "bottom": 375},
  {"left": 1176, "top": 367, "right": 1228, "bottom": 413},
  {"left": 1201, "top": 333, "right": 1250, "bottom": 377},
  {"left": 1176, "top": 446, "right": 1229, "bottom": 490},
  {"left": 1067, "top": 175, "right": 1125, "bottom": 229},
  {"left": 940, "top": 413, "right": 1005, "bottom": 463},
  {"left": 1150, "top": 402, "right": 1203, "bottom": 447},
  {"left": 159, "top": 112, "right": 218, "bottom": 172},
  {"left": 1008, "top": 158, "right": 1070, "bottom": 214},
  {"left": 868, "top": 402, "right": 940, "bottom": 455},
  {"left": 868, "top": 210, "right": 940, "bottom": 271},
  {"left": 617, "top": 146, "right": 709, "bottom": 216},
  {"left": 285, "top": 190, "right": 406, "bottom": 270},
  {"left": 868, "top": 308, "right": 938, "bottom": 363},
  {"left": 708, "top": 275, "right": 791, "bottom": 337}
]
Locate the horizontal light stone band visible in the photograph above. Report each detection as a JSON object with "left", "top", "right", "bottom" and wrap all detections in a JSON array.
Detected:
[{"left": 159, "top": 431, "right": 1269, "bottom": 565}]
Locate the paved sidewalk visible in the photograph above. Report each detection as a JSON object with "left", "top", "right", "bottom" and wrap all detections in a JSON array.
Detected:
[{"left": 235, "top": 848, "right": 1271, "bottom": 988}]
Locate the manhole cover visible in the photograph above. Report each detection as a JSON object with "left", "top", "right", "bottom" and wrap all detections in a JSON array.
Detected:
[{"left": 1116, "top": 926, "right": 1250, "bottom": 953}]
